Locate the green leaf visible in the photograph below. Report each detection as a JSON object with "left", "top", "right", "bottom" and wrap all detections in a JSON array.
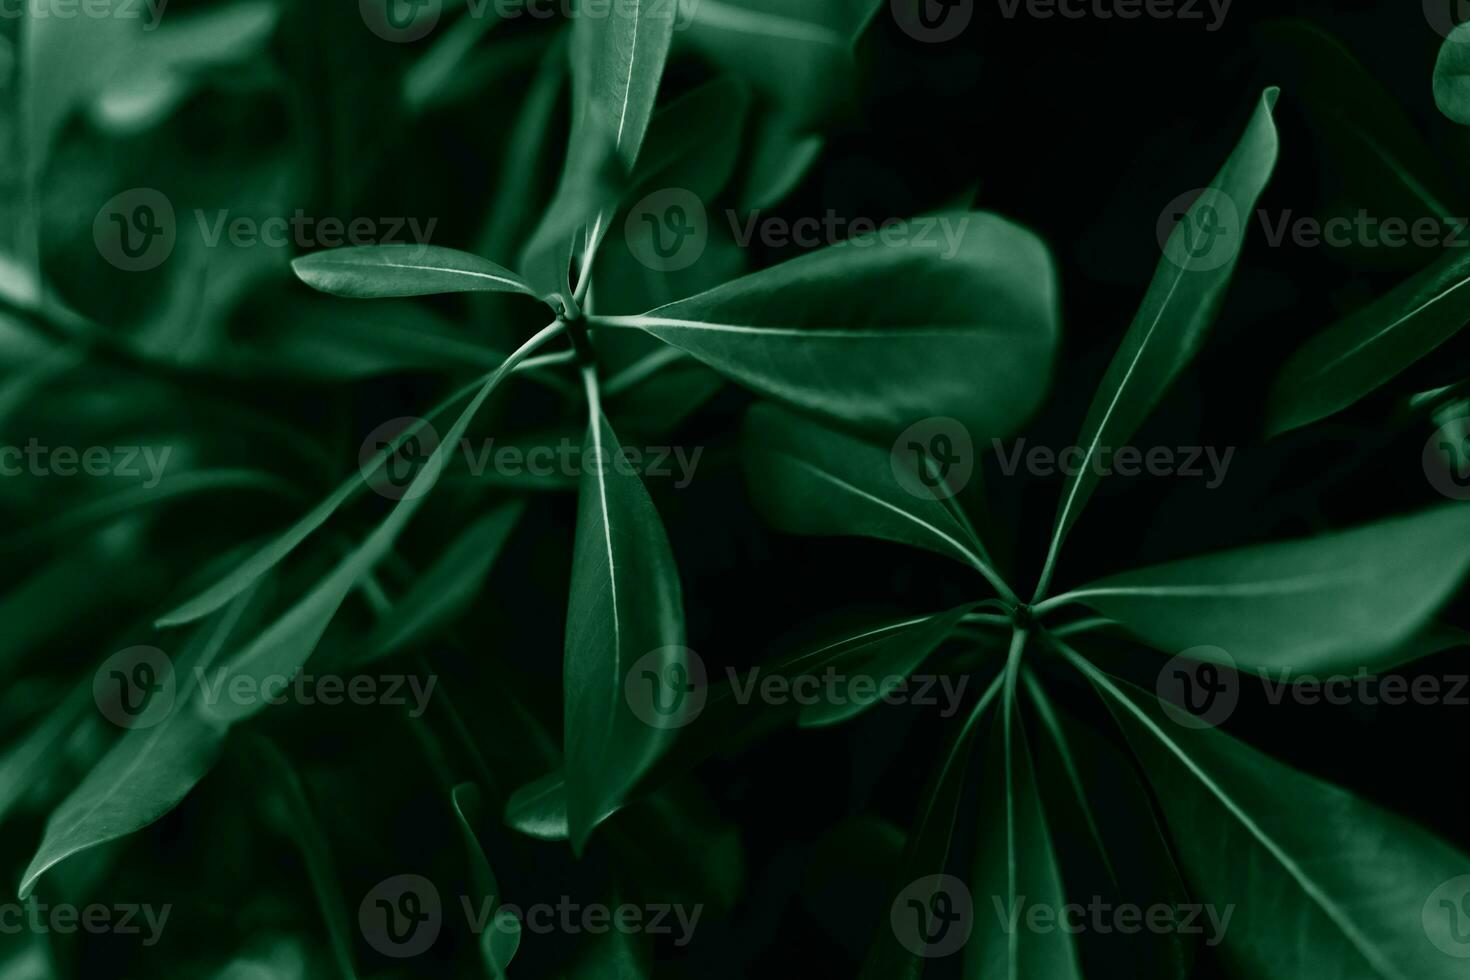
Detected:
[
  {"left": 504, "top": 771, "right": 574, "bottom": 841},
  {"left": 1066, "top": 647, "right": 1470, "bottom": 980},
  {"left": 1036, "top": 88, "right": 1279, "bottom": 595},
  {"left": 363, "top": 501, "right": 525, "bottom": 662},
  {"left": 1267, "top": 248, "right": 1470, "bottom": 435},
  {"left": 593, "top": 211, "right": 1060, "bottom": 443},
  {"left": 452, "top": 783, "right": 520, "bottom": 978},
  {"left": 253, "top": 738, "right": 357, "bottom": 980},
  {"left": 965, "top": 659, "right": 1083, "bottom": 980},
  {"left": 563, "top": 381, "right": 685, "bottom": 851},
  {"left": 681, "top": 0, "right": 879, "bottom": 125},
  {"left": 742, "top": 403, "right": 1005, "bottom": 592},
  {"left": 291, "top": 246, "right": 533, "bottom": 299},
  {"left": 1054, "top": 504, "right": 1470, "bottom": 673},
  {"left": 201, "top": 325, "right": 562, "bottom": 724},
  {"left": 859, "top": 671, "right": 1003, "bottom": 979},
  {"left": 570, "top": 0, "right": 677, "bottom": 174},
  {"left": 18, "top": 590, "right": 258, "bottom": 899},
  {"left": 157, "top": 371, "right": 514, "bottom": 629},
  {"left": 787, "top": 605, "right": 974, "bottom": 728},
  {"left": 1434, "top": 23, "right": 1470, "bottom": 126},
  {"left": 740, "top": 113, "right": 824, "bottom": 211}
]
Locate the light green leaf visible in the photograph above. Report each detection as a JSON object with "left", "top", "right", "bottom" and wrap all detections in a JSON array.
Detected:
[
  {"left": 1054, "top": 504, "right": 1470, "bottom": 673},
  {"left": 291, "top": 245, "right": 533, "bottom": 299},
  {"left": 593, "top": 211, "right": 1060, "bottom": 444},
  {"left": 563, "top": 377, "right": 685, "bottom": 851},
  {"left": 1067, "top": 648, "right": 1470, "bottom": 980},
  {"left": 742, "top": 403, "right": 1005, "bottom": 594},
  {"left": 363, "top": 501, "right": 525, "bottom": 662},
  {"left": 571, "top": 0, "right": 677, "bottom": 174},
  {"left": 1036, "top": 88, "right": 1279, "bottom": 595},
  {"left": 1267, "top": 248, "right": 1470, "bottom": 435}
]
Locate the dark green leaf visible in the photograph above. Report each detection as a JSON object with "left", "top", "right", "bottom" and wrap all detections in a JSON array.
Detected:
[{"left": 291, "top": 246, "right": 534, "bottom": 299}]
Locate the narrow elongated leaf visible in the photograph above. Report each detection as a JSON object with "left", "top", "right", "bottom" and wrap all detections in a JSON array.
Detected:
[
  {"left": 966, "top": 697, "right": 1083, "bottom": 979},
  {"left": 202, "top": 326, "right": 562, "bottom": 723},
  {"left": 1267, "top": 247, "right": 1470, "bottom": 435},
  {"left": 157, "top": 371, "right": 503, "bottom": 628},
  {"left": 593, "top": 211, "right": 1060, "bottom": 443},
  {"left": 859, "top": 671, "right": 1003, "bottom": 979},
  {"left": 292, "top": 245, "right": 533, "bottom": 299},
  {"left": 742, "top": 403, "right": 998, "bottom": 581},
  {"left": 363, "top": 501, "right": 524, "bottom": 662},
  {"left": 1060, "top": 504, "right": 1470, "bottom": 673},
  {"left": 20, "top": 589, "right": 258, "bottom": 899},
  {"left": 1067, "top": 649, "right": 1470, "bottom": 980},
  {"left": 563, "top": 392, "right": 684, "bottom": 851},
  {"left": 452, "top": 784, "right": 519, "bottom": 978},
  {"left": 787, "top": 605, "right": 973, "bottom": 728},
  {"left": 254, "top": 739, "right": 357, "bottom": 980},
  {"left": 1038, "top": 88, "right": 1279, "bottom": 591}
]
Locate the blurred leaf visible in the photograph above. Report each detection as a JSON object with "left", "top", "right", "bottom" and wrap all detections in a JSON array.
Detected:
[
  {"left": 452, "top": 783, "right": 520, "bottom": 978},
  {"left": 1435, "top": 23, "right": 1470, "bottom": 126}
]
